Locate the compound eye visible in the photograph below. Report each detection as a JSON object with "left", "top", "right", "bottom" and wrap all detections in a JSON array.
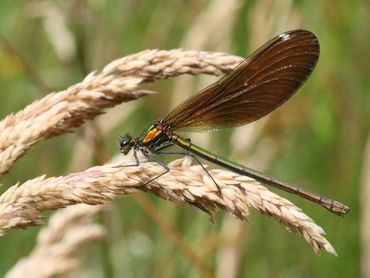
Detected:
[{"left": 119, "top": 134, "right": 133, "bottom": 154}]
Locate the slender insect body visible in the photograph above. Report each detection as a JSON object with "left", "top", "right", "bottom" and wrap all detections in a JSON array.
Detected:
[{"left": 119, "top": 29, "right": 349, "bottom": 216}]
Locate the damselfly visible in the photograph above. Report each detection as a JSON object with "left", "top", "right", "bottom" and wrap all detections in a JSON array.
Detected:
[{"left": 119, "top": 29, "right": 349, "bottom": 216}]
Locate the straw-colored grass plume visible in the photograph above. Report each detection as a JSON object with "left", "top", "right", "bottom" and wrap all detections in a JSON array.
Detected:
[
  {"left": 5, "top": 204, "right": 105, "bottom": 278},
  {"left": 0, "top": 156, "right": 337, "bottom": 256},
  {"left": 0, "top": 50, "right": 242, "bottom": 176}
]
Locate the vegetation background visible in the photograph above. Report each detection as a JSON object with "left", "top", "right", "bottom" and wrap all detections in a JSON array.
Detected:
[{"left": 0, "top": 0, "right": 368, "bottom": 277}]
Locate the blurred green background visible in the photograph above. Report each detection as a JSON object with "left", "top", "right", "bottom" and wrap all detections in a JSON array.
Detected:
[{"left": 0, "top": 0, "right": 369, "bottom": 277}]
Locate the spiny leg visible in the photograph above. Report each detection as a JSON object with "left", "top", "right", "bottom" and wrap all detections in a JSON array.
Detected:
[
  {"left": 116, "top": 150, "right": 169, "bottom": 188},
  {"left": 151, "top": 149, "right": 222, "bottom": 194},
  {"left": 140, "top": 151, "right": 170, "bottom": 187},
  {"left": 115, "top": 149, "right": 141, "bottom": 168},
  {"left": 150, "top": 145, "right": 218, "bottom": 220}
]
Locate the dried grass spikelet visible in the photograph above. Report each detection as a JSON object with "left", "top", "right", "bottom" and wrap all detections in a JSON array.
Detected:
[
  {"left": 5, "top": 204, "right": 105, "bottom": 278},
  {"left": 0, "top": 50, "right": 243, "bottom": 176},
  {"left": 0, "top": 156, "right": 337, "bottom": 256}
]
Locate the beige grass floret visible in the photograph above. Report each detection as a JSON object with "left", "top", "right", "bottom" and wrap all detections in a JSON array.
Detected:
[{"left": 0, "top": 157, "right": 337, "bottom": 256}]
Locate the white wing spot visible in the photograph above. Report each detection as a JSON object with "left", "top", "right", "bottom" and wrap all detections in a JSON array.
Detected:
[{"left": 279, "top": 33, "right": 291, "bottom": 41}]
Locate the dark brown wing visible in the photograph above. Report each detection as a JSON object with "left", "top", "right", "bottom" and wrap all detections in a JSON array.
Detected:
[{"left": 163, "top": 29, "right": 319, "bottom": 132}]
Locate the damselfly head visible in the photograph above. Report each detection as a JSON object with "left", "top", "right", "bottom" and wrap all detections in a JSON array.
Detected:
[{"left": 119, "top": 134, "right": 134, "bottom": 155}]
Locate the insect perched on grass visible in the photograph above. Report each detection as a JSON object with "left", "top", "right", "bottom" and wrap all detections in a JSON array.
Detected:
[{"left": 119, "top": 29, "right": 349, "bottom": 216}]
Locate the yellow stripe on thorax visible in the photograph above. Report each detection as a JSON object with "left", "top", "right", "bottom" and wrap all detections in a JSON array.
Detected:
[{"left": 143, "top": 128, "right": 162, "bottom": 144}]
